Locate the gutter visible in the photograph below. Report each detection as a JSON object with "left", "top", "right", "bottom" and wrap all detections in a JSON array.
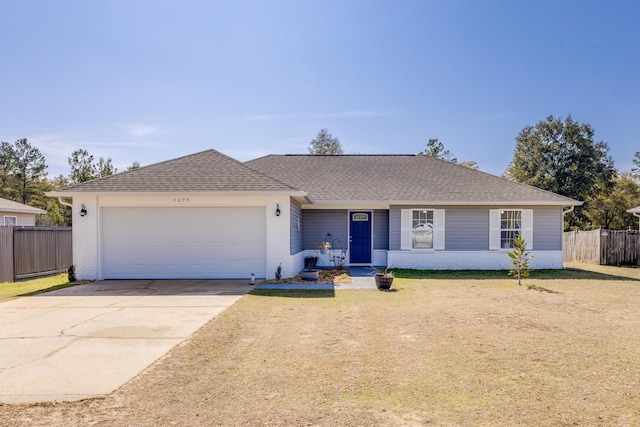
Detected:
[{"left": 57, "top": 197, "right": 73, "bottom": 208}]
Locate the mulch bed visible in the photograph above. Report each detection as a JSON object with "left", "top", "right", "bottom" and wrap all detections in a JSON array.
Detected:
[{"left": 262, "top": 268, "right": 351, "bottom": 284}]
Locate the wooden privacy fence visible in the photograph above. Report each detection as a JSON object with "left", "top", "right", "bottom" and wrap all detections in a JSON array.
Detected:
[
  {"left": 564, "top": 229, "right": 639, "bottom": 265},
  {"left": 0, "top": 226, "right": 72, "bottom": 283}
]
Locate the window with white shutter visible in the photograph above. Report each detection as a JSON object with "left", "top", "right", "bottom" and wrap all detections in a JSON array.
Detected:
[{"left": 400, "top": 209, "right": 445, "bottom": 250}]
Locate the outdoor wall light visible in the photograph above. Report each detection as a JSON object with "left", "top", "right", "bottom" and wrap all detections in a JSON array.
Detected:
[
  {"left": 275, "top": 204, "right": 281, "bottom": 216},
  {"left": 79, "top": 204, "right": 87, "bottom": 217}
]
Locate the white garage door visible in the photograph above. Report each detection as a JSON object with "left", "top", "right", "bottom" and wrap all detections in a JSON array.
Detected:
[{"left": 101, "top": 207, "right": 266, "bottom": 279}]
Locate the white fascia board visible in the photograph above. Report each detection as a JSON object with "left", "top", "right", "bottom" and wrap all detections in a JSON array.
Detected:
[
  {"left": 45, "top": 190, "right": 308, "bottom": 198},
  {"left": 626, "top": 206, "right": 640, "bottom": 213},
  {"left": 0, "top": 207, "right": 47, "bottom": 214},
  {"left": 306, "top": 199, "right": 583, "bottom": 207},
  {"left": 301, "top": 202, "right": 391, "bottom": 210}
]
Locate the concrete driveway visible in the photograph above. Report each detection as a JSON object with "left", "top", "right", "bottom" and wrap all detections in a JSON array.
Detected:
[{"left": 0, "top": 280, "right": 254, "bottom": 404}]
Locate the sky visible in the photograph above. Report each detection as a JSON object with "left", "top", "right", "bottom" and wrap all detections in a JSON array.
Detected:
[{"left": 0, "top": 0, "right": 638, "bottom": 178}]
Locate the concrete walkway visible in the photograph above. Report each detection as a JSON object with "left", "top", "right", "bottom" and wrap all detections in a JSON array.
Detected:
[{"left": 0, "top": 280, "right": 254, "bottom": 404}]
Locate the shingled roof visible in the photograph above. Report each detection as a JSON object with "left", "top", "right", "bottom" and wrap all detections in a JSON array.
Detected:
[
  {"left": 49, "top": 149, "right": 579, "bottom": 205},
  {"left": 246, "top": 154, "right": 581, "bottom": 205},
  {"left": 50, "top": 149, "right": 301, "bottom": 194}
]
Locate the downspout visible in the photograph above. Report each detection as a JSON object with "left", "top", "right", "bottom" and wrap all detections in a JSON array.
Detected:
[{"left": 57, "top": 197, "right": 73, "bottom": 208}]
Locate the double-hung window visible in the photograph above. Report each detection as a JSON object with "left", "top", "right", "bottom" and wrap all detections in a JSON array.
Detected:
[
  {"left": 500, "top": 210, "right": 521, "bottom": 249},
  {"left": 401, "top": 209, "right": 445, "bottom": 250},
  {"left": 489, "top": 209, "right": 533, "bottom": 250},
  {"left": 412, "top": 210, "right": 434, "bottom": 249}
]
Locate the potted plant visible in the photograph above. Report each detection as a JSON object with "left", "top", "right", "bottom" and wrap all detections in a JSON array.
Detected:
[
  {"left": 300, "top": 268, "right": 320, "bottom": 281},
  {"left": 375, "top": 268, "right": 394, "bottom": 290},
  {"left": 304, "top": 256, "right": 318, "bottom": 269}
]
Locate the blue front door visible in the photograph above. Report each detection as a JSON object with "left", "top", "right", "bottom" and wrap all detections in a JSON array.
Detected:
[{"left": 350, "top": 211, "right": 372, "bottom": 263}]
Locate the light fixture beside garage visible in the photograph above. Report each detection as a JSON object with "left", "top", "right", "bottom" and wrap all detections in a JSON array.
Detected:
[
  {"left": 275, "top": 204, "right": 281, "bottom": 216},
  {"left": 79, "top": 204, "right": 87, "bottom": 217}
]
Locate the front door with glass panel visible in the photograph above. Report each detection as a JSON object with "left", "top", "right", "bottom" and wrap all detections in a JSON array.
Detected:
[{"left": 350, "top": 212, "right": 372, "bottom": 263}]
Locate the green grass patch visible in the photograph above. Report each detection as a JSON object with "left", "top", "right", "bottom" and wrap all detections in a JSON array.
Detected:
[
  {"left": 0, "top": 273, "right": 73, "bottom": 302},
  {"left": 391, "top": 265, "right": 640, "bottom": 281}
]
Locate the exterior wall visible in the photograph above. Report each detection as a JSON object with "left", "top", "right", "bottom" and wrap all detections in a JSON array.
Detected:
[
  {"left": 72, "top": 196, "right": 99, "bottom": 280},
  {"left": 532, "top": 207, "right": 563, "bottom": 250},
  {"left": 373, "top": 209, "right": 389, "bottom": 250},
  {"left": 445, "top": 208, "right": 489, "bottom": 250},
  {"left": 387, "top": 250, "right": 563, "bottom": 270},
  {"left": 372, "top": 249, "right": 387, "bottom": 267},
  {"left": 290, "top": 198, "right": 302, "bottom": 255},
  {"left": 390, "top": 205, "right": 563, "bottom": 252},
  {"left": 389, "top": 208, "right": 401, "bottom": 251},
  {"left": 300, "top": 209, "right": 388, "bottom": 267},
  {"left": 0, "top": 212, "right": 37, "bottom": 226},
  {"left": 265, "top": 196, "right": 293, "bottom": 279},
  {"left": 301, "top": 209, "right": 348, "bottom": 250},
  {"left": 73, "top": 194, "right": 295, "bottom": 281}
]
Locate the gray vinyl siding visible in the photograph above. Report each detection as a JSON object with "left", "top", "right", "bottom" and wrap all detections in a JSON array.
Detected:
[
  {"left": 533, "top": 207, "right": 562, "bottom": 250},
  {"left": 373, "top": 209, "right": 389, "bottom": 250},
  {"left": 301, "top": 210, "right": 348, "bottom": 250},
  {"left": 389, "top": 205, "right": 564, "bottom": 251},
  {"left": 445, "top": 208, "right": 489, "bottom": 250},
  {"left": 290, "top": 198, "right": 302, "bottom": 255}
]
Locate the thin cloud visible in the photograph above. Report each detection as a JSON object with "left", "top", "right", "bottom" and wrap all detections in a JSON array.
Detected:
[
  {"left": 119, "top": 124, "right": 160, "bottom": 138},
  {"left": 214, "top": 110, "right": 390, "bottom": 123},
  {"left": 314, "top": 110, "right": 388, "bottom": 118}
]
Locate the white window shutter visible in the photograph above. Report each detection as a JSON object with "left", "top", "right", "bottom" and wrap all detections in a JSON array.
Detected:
[
  {"left": 434, "top": 209, "right": 445, "bottom": 250},
  {"left": 400, "top": 209, "right": 412, "bottom": 250},
  {"left": 489, "top": 209, "right": 500, "bottom": 250},
  {"left": 522, "top": 209, "right": 533, "bottom": 249}
]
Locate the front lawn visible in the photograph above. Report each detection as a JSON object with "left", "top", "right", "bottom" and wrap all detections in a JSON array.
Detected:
[
  {"left": 1, "top": 262, "right": 639, "bottom": 426},
  {"left": 0, "top": 273, "right": 73, "bottom": 302}
]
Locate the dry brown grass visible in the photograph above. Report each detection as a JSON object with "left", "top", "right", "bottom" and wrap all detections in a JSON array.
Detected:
[{"left": 2, "top": 263, "right": 640, "bottom": 426}]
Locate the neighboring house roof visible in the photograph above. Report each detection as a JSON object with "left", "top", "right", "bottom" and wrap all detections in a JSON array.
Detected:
[
  {"left": 48, "top": 149, "right": 302, "bottom": 195},
  {"left": 0, "top": 197, "right": 46, "bottom": 214},
  {"left": 246, "top": 154, "right": 581, "bottom": 206},
  {"left": 627, "top": 206, "right": 640, "bottom": 214}
]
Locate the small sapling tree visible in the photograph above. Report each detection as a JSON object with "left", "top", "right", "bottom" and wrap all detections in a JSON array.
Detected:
[{"left": 508, "top": 234, "right": 532, "bottom": 286}]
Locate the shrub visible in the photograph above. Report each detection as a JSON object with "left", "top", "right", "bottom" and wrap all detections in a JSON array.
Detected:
[{"left": 508, "top": 235, "right": 532, "bottom": 286}]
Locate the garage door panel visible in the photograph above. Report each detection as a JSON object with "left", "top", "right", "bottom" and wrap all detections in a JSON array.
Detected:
[{"left": 101, "top": 207, "right": 266, "bottom": 279}]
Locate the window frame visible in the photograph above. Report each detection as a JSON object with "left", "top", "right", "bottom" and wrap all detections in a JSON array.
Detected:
[
  {"left": 411, "top": 209, "right": 435, "bottom": 250},
  {"left": 499, "top": 209, "right": 522, "bottom": 249},
  {"left": 3, "top": 216, "right": 17, "bottom": 226},
  {"left": 489, "top": 209, "right": 533, "bottom": 251},
  {"left": 400, "top": 208, "right": 445, "bottom": 251}
]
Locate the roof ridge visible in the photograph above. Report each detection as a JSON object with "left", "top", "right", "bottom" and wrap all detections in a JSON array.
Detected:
[
  {"left": 259, "top": 154, "right": 419, "bottom": 157},
  {"left": 212, "top": 150, "right": 303, "bottom": 192},
  {"left": 60, "top": 149, "right": 218, "bottom": 191}
]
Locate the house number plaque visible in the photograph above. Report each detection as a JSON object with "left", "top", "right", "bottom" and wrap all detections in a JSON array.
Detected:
[{"left": 173, "top": 197, "right": 190, "bottom": 203}]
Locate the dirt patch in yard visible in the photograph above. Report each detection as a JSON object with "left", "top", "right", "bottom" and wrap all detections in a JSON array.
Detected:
[
  {"left": 2, "top": 263, "right": 640, "bottom": 426},
  {"left": 262, "top": 268, "right": 352, "bottom": 285}
]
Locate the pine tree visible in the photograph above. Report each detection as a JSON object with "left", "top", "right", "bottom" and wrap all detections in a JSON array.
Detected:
[{"left": 508, "top": 234, "right": 532, "bottom": 286}]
